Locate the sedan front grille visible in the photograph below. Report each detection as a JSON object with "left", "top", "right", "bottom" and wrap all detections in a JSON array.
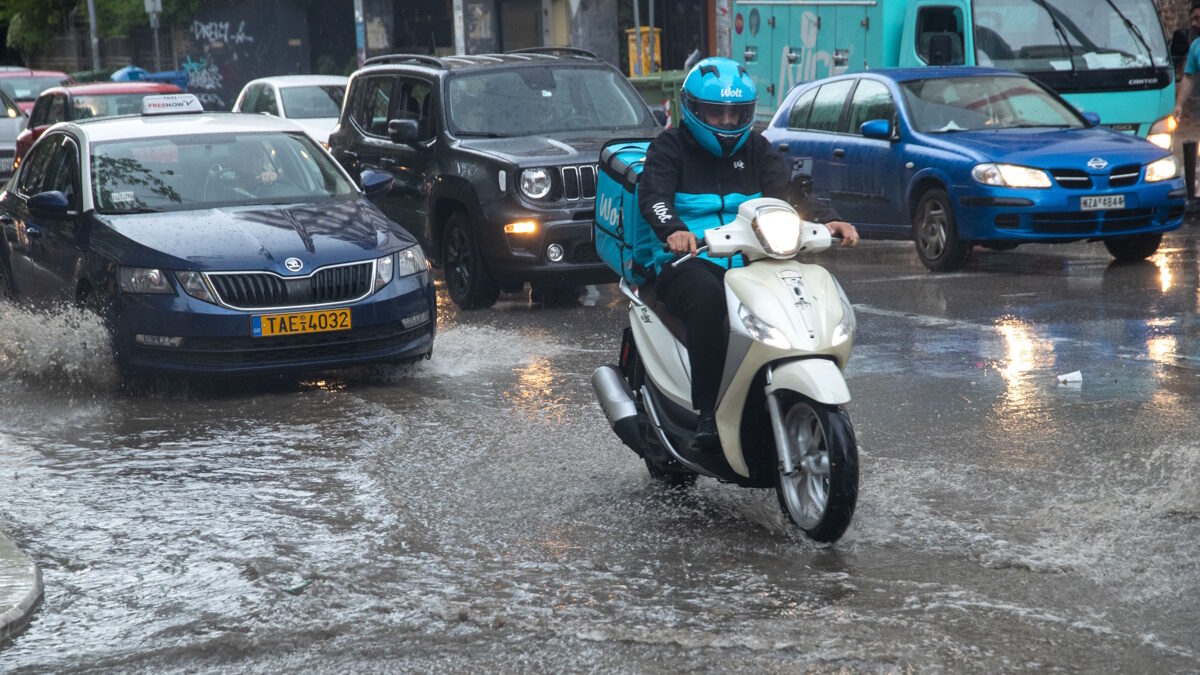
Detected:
[
  {"left": 1050, "top": 169, "right": 1092, "bottom": 189},
  {"left": 207, "top": 261, "right": 374, "bottom": 309},
  {"left": 1107, "top": 164, "right": 1140, "bottom": 188},
  {"left": 561, "top": 164, "right": 598, "bottom": 201}
]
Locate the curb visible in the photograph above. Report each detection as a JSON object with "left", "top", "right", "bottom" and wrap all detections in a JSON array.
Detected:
[{"left": 0, "top": 531, "right": 42, "bottom": 642}]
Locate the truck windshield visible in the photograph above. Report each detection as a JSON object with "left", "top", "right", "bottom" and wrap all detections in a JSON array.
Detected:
[
  {"left": 900, "top": 75, "right": 1086, "bottom": 133},
  {"left": 447, "top": 66, "right": 652, "bottom": 136},
  {"left": 972, "top": 0, "right": 1168, "bottom": 71}
]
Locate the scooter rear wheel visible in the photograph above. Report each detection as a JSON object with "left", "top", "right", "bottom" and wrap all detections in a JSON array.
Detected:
[{"left": 773, "top": 397, "right": 858, "bottom": 543}]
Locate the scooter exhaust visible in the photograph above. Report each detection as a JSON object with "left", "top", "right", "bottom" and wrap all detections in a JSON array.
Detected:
[{"left": 590, "top": 365, "right": 645, "bottom": 451}]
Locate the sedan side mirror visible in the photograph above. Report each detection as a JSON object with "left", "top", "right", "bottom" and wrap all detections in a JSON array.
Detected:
[
  {"left": 361, "top": 169, "right": 394, "bottom": 198},
  {"left": 388, "top": 119, "right": 420, "bottom": 146},
  {"left": 1081, "top": 111, "right": 1101, "bottom": 126},
  {"left": 28, "top": 190, "right": 70, "bottom": 218},
  {"left": 860, "top": 118, "right": 893, "bottom": 141}
]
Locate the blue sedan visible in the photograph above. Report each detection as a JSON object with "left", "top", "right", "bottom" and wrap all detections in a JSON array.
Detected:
[
  {"left": 0, "top": 94, "right": 436, "bottom": 374},
  {"left": 764, "top": 68, "right": 1186, "bottom": 271}
]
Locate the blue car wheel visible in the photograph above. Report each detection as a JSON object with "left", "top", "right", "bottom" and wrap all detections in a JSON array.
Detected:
[
  {"left": 1103, "top": 232, "right": 1162, "bottom": 262},
  {"left": 913, "top": 188, "right": 972, "bottom": 272}
]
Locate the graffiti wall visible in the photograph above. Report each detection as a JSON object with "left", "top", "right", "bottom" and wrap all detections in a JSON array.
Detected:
[{"left": 180, "top": 1, "right": 311, "bottom": 111}]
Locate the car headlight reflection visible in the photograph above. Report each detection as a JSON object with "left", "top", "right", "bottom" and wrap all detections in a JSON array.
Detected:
[
  {"left": 737, "top": 303, "right": 790, "bottom": 349},
  {"left": 118, "top": 267, "right": 173, "bottom": 294},
  {"left": 175, "top": 271, "right": 216, "bottom": 303},
  {"left": 519, "top": 168, "right": 552, "bottom": 199},
  {"left": 832, "top": 278, "right": 855, "bottom": 346},
  {"left": 751, "top": 206, "right": 801, "bottom": 258},
  {"left": 971, "top": 163, "right": 1052, "bottom": 188},
  {"left": 396, "top": 245, "right": 428, "bottom": 277},
  {"left": 1145, "top": 156, "right": 1177, "bottom": 182}
]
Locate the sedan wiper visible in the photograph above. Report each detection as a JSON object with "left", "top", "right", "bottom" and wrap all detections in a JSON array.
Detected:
[
  {"left": 101, "top": 206, "right": 161, "bottom": 214},
  {"left": 454, "top": 131, "right": 506, "bottom": 138}
]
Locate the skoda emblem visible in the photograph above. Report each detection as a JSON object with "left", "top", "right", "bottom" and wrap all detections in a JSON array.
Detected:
[
  {"left": 1087, "top": 157, "right": 1108, "bottom": 170},
  {"left": 284, "top": 257, "right": 304, "bottom": 272}
]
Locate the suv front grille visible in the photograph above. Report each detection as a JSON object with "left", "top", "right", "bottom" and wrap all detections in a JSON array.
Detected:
[
  {"left": 207, "top": 262, "right": 374, "bottom": 309},
  {"left": 561, "top": 164, "right": 597, "bottom": 201}
]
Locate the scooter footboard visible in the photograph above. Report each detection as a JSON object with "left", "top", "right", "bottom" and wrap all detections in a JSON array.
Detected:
[{"left": 765, "top": 358, "right": 850, "bottom": 405}]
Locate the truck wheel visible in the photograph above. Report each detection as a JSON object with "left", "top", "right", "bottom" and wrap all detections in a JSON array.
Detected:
[
  {"left": 913, "top": 188, "right": 971, "bottom": 272},
  {"left": 442, "top": 211, "right": 499, "bottom": 309},
  {"left": 1104, "top": 233, "right": 1161, "bottom": 262}
]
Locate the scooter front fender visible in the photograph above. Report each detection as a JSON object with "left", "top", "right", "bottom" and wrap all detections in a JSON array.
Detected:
[{"left": 765, "top": 358, "right": 850, "bottom": 405}]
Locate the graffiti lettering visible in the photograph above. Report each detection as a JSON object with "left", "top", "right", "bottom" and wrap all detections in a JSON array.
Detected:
[{"left": 191, "top": 20, "right": 254, "bottom": 45}]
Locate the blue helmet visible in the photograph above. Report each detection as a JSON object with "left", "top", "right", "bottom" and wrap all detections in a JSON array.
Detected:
[{"left": 680, "top": 57, "right": 757, "bottom": 158}]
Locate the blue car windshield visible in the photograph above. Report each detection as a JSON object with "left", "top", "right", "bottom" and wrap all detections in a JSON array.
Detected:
[
  {"left": 90, "top": 132, "right": 357, "bottom": 214},
  {"left": 900, "top": 76, "right": 1085, "bottom": 133}
]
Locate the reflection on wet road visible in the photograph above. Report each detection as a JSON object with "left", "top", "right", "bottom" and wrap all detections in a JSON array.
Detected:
[{"left": 2, "top": 232, "right": 1199, "bottom": 671}]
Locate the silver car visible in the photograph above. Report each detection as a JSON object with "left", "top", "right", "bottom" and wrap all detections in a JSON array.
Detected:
[{"left": 0, "top": 87, "right": 26, "bottom": 181}]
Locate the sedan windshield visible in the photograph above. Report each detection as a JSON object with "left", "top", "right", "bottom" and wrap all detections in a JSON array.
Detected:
[
  {"left": 900, "top": 75, "right": 1085, "bottom": 133},
  {"left": 447, "top": 66, "right": 652, "bottom": 136},
  {"left": 90, "top": 132, "right": 357, "bottom": 214},
  {"left": 280, "top": 85, "right": 345, "bottom": 119},
  {"left": 73, "top": 93, "right": 173, "bottom": 119},
  {"left": 972, "top": 0, "right": 1168, "bottom": 70},
  {"left": 1, "top": 76, "right": 69, "bottom": 102}
]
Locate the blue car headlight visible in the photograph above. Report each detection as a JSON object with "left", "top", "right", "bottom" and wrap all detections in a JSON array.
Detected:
[
  {"left": 971, "top": 163, "right": 1052, "bottom": 189},
  {"left": 1144, "top": 156, "right": 1177, "bottom": 182},
  {"left": 396, "top": 245, "right": 428, "bottom": 277},
  {"left": 118, "top": 267, "right": 173, "bottom": 294},
  {"left": 374, "top": 253, "right": 395, "bottom": 291},
  {"left": 175, "top": 271, "right": 216, "bottom": 303}
]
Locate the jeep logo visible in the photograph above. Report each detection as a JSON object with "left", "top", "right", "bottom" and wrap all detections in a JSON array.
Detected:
[
  {"left": 597, "top": 195, "right": 620, "bottom": 225},
  {"left": 721, "top": 87, "right": 743, "bottom": 98}
]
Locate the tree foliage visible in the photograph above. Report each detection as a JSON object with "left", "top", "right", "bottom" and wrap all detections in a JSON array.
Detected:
[{"left": 0, "top": 0, "right": 211, "bottom": 61}]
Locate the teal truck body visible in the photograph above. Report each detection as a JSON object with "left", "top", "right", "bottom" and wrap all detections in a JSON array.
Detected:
[{"left": 732, "top": 0, "right": 1176, "bottom": 145}]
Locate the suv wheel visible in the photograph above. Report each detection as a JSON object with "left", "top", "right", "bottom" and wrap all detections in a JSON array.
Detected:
[{"left": 442, "top": 211, "right": 499, "bottom": 309}]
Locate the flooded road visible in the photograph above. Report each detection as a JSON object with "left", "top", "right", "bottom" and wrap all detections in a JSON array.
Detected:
[{"left": 2, "top": 233, "right": 1199, "bottom": 672}]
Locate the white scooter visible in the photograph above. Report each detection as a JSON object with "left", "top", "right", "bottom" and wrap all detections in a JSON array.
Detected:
[{"left": 591, "top": 197, "right": 859, "bottom": 542}]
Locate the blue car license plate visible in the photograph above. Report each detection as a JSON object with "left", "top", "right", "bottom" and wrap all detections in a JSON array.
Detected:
[
  {"left": 252, "top": 308, "right": 351, "bottom": 337},
  {"left": 1081, "top": 195, "right": 1124, "bottom": 211}
]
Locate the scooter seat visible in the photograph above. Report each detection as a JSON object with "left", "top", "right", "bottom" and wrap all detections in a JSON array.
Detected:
[{"left": 636, "top": 284, "right": 689, "bottom": 348}]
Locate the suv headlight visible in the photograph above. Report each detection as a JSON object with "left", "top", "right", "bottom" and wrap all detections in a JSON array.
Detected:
[
  {"left": 1147, "top": 115, "right": 1176, "bottom": 150},
  {"left": 519, "top": 168, "right": 552, "bottom": 199},
  {"left": 832, "top": 278, "right": 855, "bottom": 346},
  {"left": 1145, "top": 156, "right": 1177, "bottom": 182},
  {"left": 751, "top": 205, "right": 801, "bottom": 258},
  {"left": 971, "top": 163, "right": 1052, "bottom": 188},
  {"left": 118, "top": 267, "right": 173, "bottom": 294},
  {"left": 396, "top": 245, "right": 428, "bottom": 277},
  {"left": 737, "top": 303, "right": 790, "bottom": 349}
]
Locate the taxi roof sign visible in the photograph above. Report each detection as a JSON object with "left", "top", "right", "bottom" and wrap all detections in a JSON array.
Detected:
[{"left": 141, "top": 93, "right": 204, "bottom": 115}]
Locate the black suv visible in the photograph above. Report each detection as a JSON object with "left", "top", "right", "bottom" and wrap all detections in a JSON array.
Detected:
[{"left": 329, "top": 48, "right": 659, "bottom": 309}]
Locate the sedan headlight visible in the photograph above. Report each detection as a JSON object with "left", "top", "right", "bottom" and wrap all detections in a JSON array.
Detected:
[
  {"left": 737, "top": 303, "right": 790, "bottom": 349},
  {"left": 1147, "top": 115, "right": 1176, "bottom": 150},
  {"left": 396, "top": 245, "right": 428, "bottom": 277},
  {"left": 1144, "top": 156, "right": 1177, "bottom": 182},
  {"left": 751, "top": 205, "right": 801, "bottom": 258},
  {"left": 831, "top": 278, "right": 855, "bottom": 347},
  {"left": 374, "top": 253, "right": 395, "bottom": 291},
  {"left": 971, "top": 163, "right": 1052, "bottom": 188},
  {"left": 519, "top": 168, "right": 553, "bottom": 199},
  {"left": 175, "top": 271, "right": 216, "bottom": 303},
  {"left": 118, "top": 267, "right": 173, "bottom": 294}
]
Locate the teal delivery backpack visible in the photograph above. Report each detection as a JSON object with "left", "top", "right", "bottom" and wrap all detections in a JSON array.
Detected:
[{"left": 594, "top": 139, "right": 660, "bottom": 286}]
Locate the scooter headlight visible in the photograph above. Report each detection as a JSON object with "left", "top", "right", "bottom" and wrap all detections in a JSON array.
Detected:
[
  {"left": 831, "top": 278, "right": 855, "bottom": 347},
  {"left": 737, "top": 303, "right": 790, "bottom": 349},
  {"left": 751, "top": 205, "right": 801, "bottom": 258}
]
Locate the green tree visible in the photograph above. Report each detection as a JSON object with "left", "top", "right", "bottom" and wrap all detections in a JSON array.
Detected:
[{"left": 0, "top": 0, "right": 78, "bottom": 63}]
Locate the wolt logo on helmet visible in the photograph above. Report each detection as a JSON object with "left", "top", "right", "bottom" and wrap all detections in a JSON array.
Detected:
[{"left": 720, "top": 87, "right": 743, "bottom": 98}]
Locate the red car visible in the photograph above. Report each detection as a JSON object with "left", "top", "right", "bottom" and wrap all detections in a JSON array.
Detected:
[
  {"left": 0, "top": 69, "right": 73, "bottom": 114},
  {"left": 14, "top": 81, "right": 182, "bottom": 163}
]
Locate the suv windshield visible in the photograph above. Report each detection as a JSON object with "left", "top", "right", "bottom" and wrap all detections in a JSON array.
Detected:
[
  {"left": 900, "top": 75, "right": 1085, "bottom": 133},
  {"left": 90, "top": 132, "right": 357, "bottom": 213},
  {"left": 447, "top": 66, "right": 651, "bottom": 136},
  {"left": 972, "top": 0, "right": 1168, "bottom": 70}
]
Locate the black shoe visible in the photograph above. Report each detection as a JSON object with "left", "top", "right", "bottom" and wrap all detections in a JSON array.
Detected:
[{"left": 689, "top": 411, "right": 720, "bottom": 454}]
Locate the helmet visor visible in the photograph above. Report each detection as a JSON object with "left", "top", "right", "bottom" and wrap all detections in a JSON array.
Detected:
[{"left": 688, "top": 99, "right": 756, "bottom": 131}]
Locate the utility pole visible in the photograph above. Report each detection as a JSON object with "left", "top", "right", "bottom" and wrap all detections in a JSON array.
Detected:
[
  {"left": 354, "top": 0, "right": 366, "bottom": 66},
  {"left": 632, "top": 0, "right": 642, "bottom": 76},
  {"left": 86, "top": 0, "right": 100, "bottom": 72},
  {"left": 453, "top": 0, "right": 465, "bottom": 55},
  {"left": 144, "top": 0, "right": 162, "bottom": 71}
]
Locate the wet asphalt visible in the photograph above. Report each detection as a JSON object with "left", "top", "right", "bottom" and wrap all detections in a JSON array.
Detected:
[{"left": 1, "top": 229, "right": 1199, "bottom": 672}]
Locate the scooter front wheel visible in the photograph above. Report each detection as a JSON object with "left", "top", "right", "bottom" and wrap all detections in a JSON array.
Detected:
[{"left": 774, "top": 397, "right": 858, "bottom": 543}]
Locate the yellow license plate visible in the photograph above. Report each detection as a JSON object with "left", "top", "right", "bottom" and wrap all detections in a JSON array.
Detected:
[{"left": 252, "top": 308, "right": 351, "bottom": 337}]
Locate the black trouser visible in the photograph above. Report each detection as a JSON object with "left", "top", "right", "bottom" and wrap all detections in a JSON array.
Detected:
[{"left": 654, "top": 258, "right": 728, "bottom": 413}]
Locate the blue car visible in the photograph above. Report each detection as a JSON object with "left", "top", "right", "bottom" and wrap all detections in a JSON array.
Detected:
[
  {"left": 0, "top": 94, "right": 436, "bottom": 374},
  {"left": 764, "top": 68, "right": 1186, "bottom": 271}
]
